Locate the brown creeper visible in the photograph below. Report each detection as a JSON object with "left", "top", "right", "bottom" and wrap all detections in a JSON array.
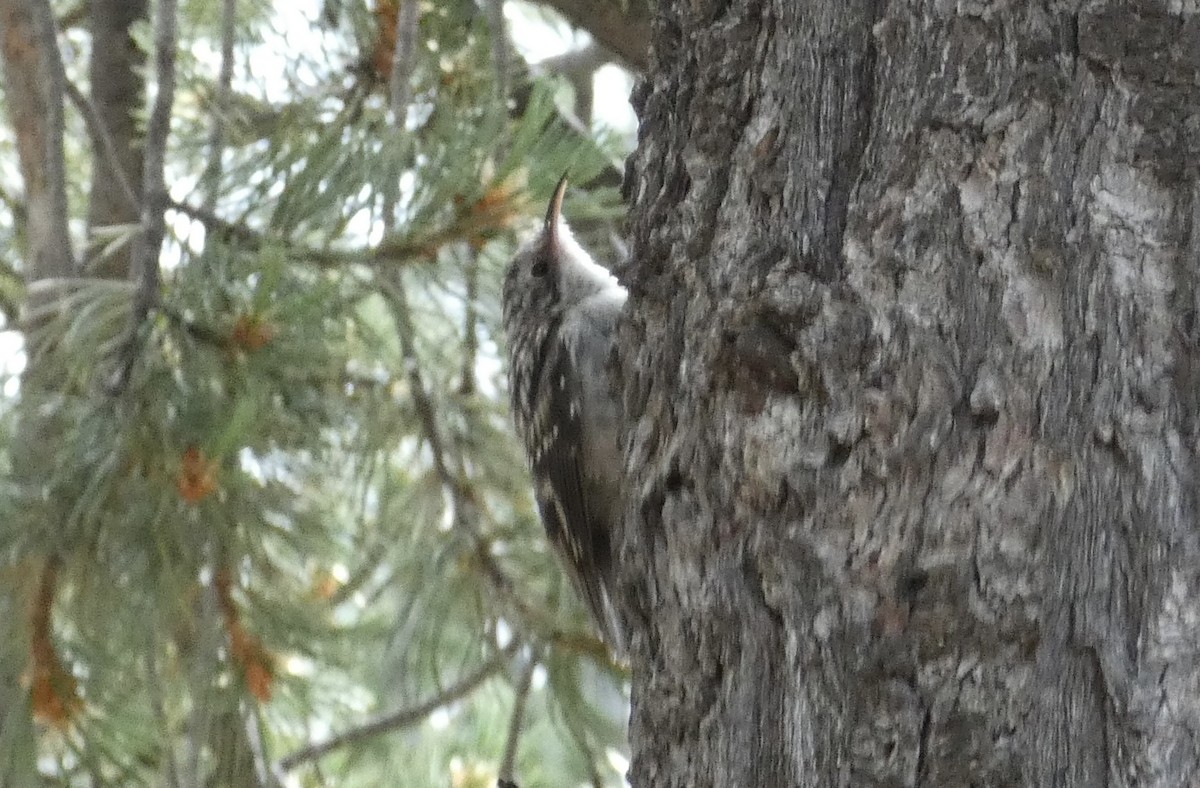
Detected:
[{"left": 502, "top": 176, "right": 627, "bottom": 656}]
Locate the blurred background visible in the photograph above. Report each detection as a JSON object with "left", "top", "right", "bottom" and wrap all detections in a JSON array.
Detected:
[{"left": 0, "top": 1, "right": 643, "bottom": 785}]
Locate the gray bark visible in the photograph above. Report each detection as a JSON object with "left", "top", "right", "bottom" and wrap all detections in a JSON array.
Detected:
[{"left": 618, "top": 1, "right": 1200, "bottom": 786}]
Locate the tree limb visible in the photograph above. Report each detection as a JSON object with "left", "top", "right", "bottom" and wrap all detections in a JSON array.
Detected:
[
  {"left": 532, "top": 0, "right": 650, "bottom": 71},
  {"left": 144, "top": 634, "right": 183, "bottom": 788},
  {"left": 275, "top": 644, "right": 516, "bottom": 772},
  {"left": 64, "top": 80, "right": 140, "bottom": 217},
  {"left": 131, "top": 0, "right": 178, "bottom": 311},
  {"left": 498, "top": 652, "right": 537, "bottom": 785},
  {"left": 488, "top": 0, "right": 509, "bottom": 100},
  {"left": 162, "top": 195, "right": 483, "bottom": 269},
  {"left": 459, "top": 246, "right": 479, "bottom": 395},
  {"left": 201, "top": 0, "right": 238, "bottom": 210},
  {"left": 377, "top": 274, "right": 549, "bottom": 631},
  {"left": 387, "top": 0, "right": 420, "bottom": 123},
  {"left": 533, "top": 42, "right": 611, "bottom": 78},
  {"left": 111, "top": 0, "right": 179, "bottom": 392}
]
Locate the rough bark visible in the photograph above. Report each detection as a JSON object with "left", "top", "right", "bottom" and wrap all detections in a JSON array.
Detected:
[
  {"left": 618, "top": 1, "right": 1200, "bottom": 786},
  {"left": 85, "top": 0, "right": 147, "bottom": 278}
]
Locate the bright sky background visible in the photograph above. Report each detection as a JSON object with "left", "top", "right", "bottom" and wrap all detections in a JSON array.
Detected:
[{"left": 506, "top": 1, "right": 639, "bottom": 137}]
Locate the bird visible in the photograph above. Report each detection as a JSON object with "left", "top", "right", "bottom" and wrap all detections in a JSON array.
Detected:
[{"left": 501, "top": 175, "right": 628, "bottom": 657}]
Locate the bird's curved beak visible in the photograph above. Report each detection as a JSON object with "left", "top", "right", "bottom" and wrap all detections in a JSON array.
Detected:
[{"left": 543, "top": 173, "right": 569, "bottom": 242}]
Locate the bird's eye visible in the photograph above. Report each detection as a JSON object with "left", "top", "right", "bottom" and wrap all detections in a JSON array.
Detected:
[{"left": 530, "top": 258, "right": 549, "bottom": 277}]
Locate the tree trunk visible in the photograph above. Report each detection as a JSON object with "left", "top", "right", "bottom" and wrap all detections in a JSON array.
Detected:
[
  {"left": 0, "top": 0, "right": 75, "bottom": 281},
  {"left": 618, "top": 1, "right": 1200, "bottom": 786},
  {"left": 85, "top": 0, "right": 148, "bottom": 279}
]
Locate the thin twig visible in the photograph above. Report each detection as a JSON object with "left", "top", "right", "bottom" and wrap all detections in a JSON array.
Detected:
[
  {"left": 276, "top": 644, "right": 516, "bottom": 772},
  {"left": 564, "top": 705, "right": 606, "bottom": 788},
  {"left": 64, "top": 80, "right": 141, "bottom": 216},
  {"left": 387, "top": 0, "right": 420, "bottom": 123},
  {"left": 242, "top": 701, "right": 284, "bottom": 788},
  {"left": 162, "top": 195, "right": 450, "bottom": 268},
  {"left": 378, "top": 275, "right": 546, "bottom": 629},
  {"left": 487, "top": 0, "right": 508, "bottom": 101},
  {"left": 201, "top": 0, "right": 237, "bottom": 210},
  {"left": 112, "top": 0, "right": 179, "bottom": 392},
  {"left": 158, "top": 305, "right": 396, "bottom": 395},
  {"left": 135, "top": 0, "right": 179, "bottom": 293},
  {"left": 459, "top": 246, "right": 479, "bottom": 394},
  {"left": 381, "top": 277, "right": 453, "bottom": 481},
  {"left": 184, "top": 549, "right": 222, "bottom": 788},
  {"left": 161, "top": 196, "right": 258, "bottom": 244},
  {"left": 498, "top": 651, "right": 537, "bottom": 784},
  {"left": 144, "top": 634, "right": 183, "bottom": 788}
]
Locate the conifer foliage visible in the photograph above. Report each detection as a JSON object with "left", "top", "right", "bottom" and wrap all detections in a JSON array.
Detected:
[{"left": 0, "top": 1, "right": 631, "bottom": 784}]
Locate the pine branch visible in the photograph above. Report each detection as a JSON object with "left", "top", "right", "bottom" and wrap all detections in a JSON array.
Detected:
[
  {"left": 532, "top": 0, "right": 649, "bottom": 70},
  {"left": 162, "top": 196, "right": 465, "bottom": 269},
  {"left": 158, "top": 305, "right": 395, "bottom": 393},
  {"left": 378, "top": 274, "right": 542, "bottom": 627},
  {"left": 143, "top": 637, "right": 182, "bottom": 788},
  {"left": 201, "top": 0, "right": 238, "bottom": 209},
  {"left": 498, "top": 651, "right": 537, "bottom": 785},
  {"left": 387, "top": 0, "right": 420, "bottom": 122},
  {"left": 275, "top": 643, "right": 517, "bottom": 772},
  {"left": 64, "top": 79, "right": 140, "bottom": 216},
  {"left": 242, "top": 702, "right": 284, "bottom": 788},
  {"left": 459, "top": 247, "right": 479, "bottom": 395},
  {"left": 111, "top": 0, "right": 178, "bottom": 392},
  {"left": 487, "top": 0, "right": 508, "bottom": 100},
  {"left": 561, "top": 693, "right": 606, "bottom": 788}
]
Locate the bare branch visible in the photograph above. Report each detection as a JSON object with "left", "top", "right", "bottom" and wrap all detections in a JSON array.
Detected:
[
  {"left": 111, "top": 0, "right": 179, "bottom": 391},
  {"left": 378, "top": 274, "right": 548, "bottom": 629},
  {"left": 276, "top": 645, "right": 515, "bottom": 772},
  {"left": 459, "top": 247, "right": 479, "bottom": 395},
  {"left": 64, "top": 80, "right": 140, "bottom": 216},
  {"left": 488, "top": 0, "right": 508, "bottom": 100},
  {"left": 130, "top": 0, "right": 178, "bottom": 314},
  {"left": 201, "top": 0, "right": 238, "bottom": 209},
  {"left": 57, "top": 2, "right": 87, "bottom": 29},
  {"left": 144, "top": 635, "right": 183, "bottom": 788},
  {"left": 533, "top": 0, "right": 650, "bottom": 71},
  {"left": 498, "top": 652, "right": 538, "bottom": 785},
  {"left": 532, "top": 43, "right": 612, "bottom": 125},
  {"left": 388, "top": 0, "right": 420, "bottom": 121},
  {"left": 162, "top": 195, "right": 471, "bottom": 269},
  {"left": 533, "top": 42, "right": 611, "bottom": 77}
]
